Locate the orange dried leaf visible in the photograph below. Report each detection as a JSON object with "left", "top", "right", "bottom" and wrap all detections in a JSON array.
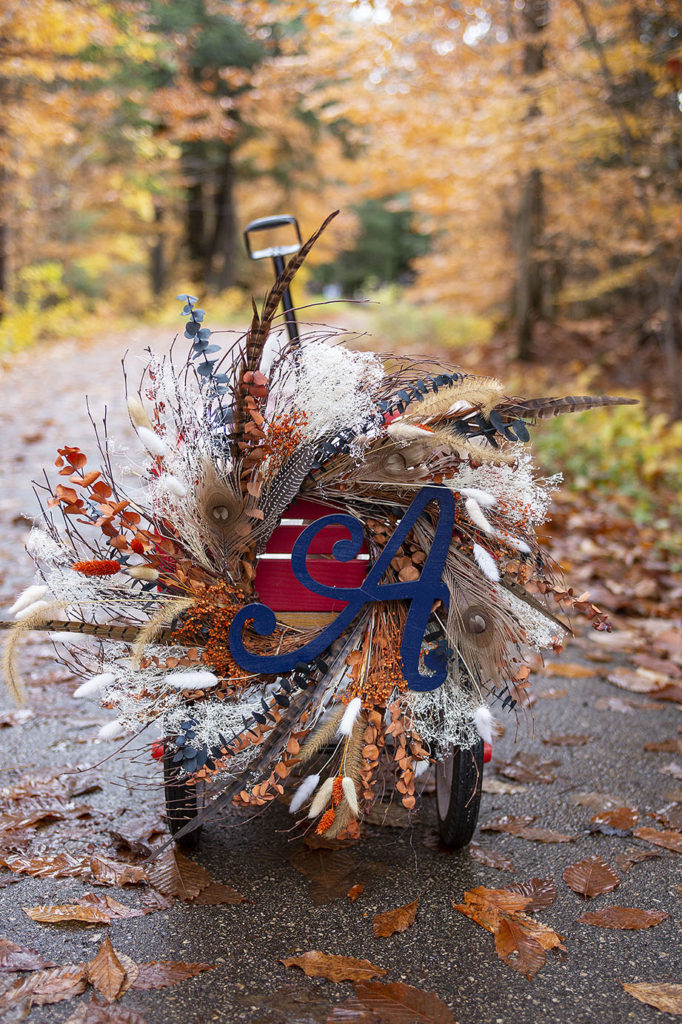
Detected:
[
  {"left": 373, "top": 897, "right": 419, "bottom": 937},
  {"left": 131, "top": 961, "right": 216, "bottom": 990},
  {"left": 281, "top": 951, "right": 387, "bottom": 983},
  {"left": 24, "top": 903, "right": 111, "bottom": 925},
  {"left": 620, "top": 982, "right": 682, "bottom": 1015},
  {"left": 145, "top": 848, "right": 212, "bottom": 900},
  {"left": 351, "top": 980, "right": 455, "bottom": 1024},
  {"left": 632, "top": 826, "right": 682, "bottom": 854},
  {"left": 578, "top": 906, "right": 668, "bottom": 929},
  {"left": 86, "top": 937, "right": 128, "bottom": 1002}
]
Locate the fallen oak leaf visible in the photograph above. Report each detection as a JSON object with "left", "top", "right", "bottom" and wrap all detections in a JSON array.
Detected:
[
  {"left": 351, "top": 980, "right": 455, "bottom": 1024},
  {"left": 1, "top": 852, "right": 87, "bottom": 879},
  {"left": 0, "top": 938, "right": 57, "bottom": 972},
  {"left": 347, "top": 883, "right": 364, "bottom": 902},
  {"left": 130, "top": 961, "right": 215, "bottom": 990},
  {"left": 578, "top": 907, "right": 669, "bottom": 930},
  {"left": 620, "top": 982, "right": 682, "bottom": 1015},
  {"left": 373, "top": 897, "right": 419, "bottom": 937},
  {"left": 24, "top": 904, "right": 112, "bottom": 925},
  {"left": 280, "top": 951, "right": 387, "bottom": 983},
  {"left": 496, "top": 753, "right": 559, "bottom": 784},
  {"left": 563, "top": 855, "right": 620, "bottom": 897},
  {"left": 632, "top": 826, "right": 682, "bottom": 854}
]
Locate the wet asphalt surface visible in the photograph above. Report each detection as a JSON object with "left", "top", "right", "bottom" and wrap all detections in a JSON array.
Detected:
[{"left": 0, "top": 333, "right": 680, "bottom": 1024}]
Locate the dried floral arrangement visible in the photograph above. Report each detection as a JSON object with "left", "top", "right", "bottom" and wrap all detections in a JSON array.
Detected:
[{"left": 2, "top": 213, "right": 635, "bottom": 844}]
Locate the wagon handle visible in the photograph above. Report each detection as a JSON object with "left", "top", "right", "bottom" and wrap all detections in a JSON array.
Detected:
[{"left": 243, "top": 214, "right": 302, "bottom": 343}]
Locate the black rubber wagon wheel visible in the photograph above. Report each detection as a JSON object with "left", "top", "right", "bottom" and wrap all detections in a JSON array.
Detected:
[
  {"left": 435, "top": 739, "right": 484, "bottom": 849},
  {"left": 163, "top": 742, "right": 203, "bottom": 850}
]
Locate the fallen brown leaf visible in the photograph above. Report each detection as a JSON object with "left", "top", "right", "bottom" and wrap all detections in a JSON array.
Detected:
[
  {"left": 351, "top": 980, "right": 455, "bottom": 1024},
  {"left": 632, "top": 826, "right": 682, "bottom": 854},
  {"left": 373, "top": 897, "right": 419, "bottom": 937},
  {"left": 644, "top": 738, "right": 682, "bottom": 753},
  {"left": 0, "top": 965, "right": 87, "bottom": 1009},
  {"left": 542, "top": 733, "right": 591, "bottom": 746},
  {"left": 569, "top": 791, "right": 629, "bottom": 814},
  {"left": 496, "top": 753, "right": 559, "bottom": 784},
  {"left": 145, "top": 848, "right": 212, "bottom": 900},
  {"left": 563, "top": 855, "right": 621, "bottom": 897},
  {"left": 544, "top": 662, "right": 594, "bottom": 678},
  {"left": 280, "top": 951, "right": 387, "bottom": 983},
  {"left": 452, "top": 887, "right": 564, "bottom": 979},
  {"left": 24, "top": 904, "right": 111, "bottom": 925},
  {"left": 77, "top": 894, "right": 146, "bottom": 921},
  {"left": 469, "top": 844, "right": 515, "bottom": 872},
  {"left": 615, "top": 847, "right": 664, "bottom": 873},
  {"left": 607, "top": 667, "right": 667, "bottom": 693},
  {"left": 189, "top": 881, "right": 247, "bottom": 906},
  {"left": 659, "top": 762, "right": 682, "bottom": 780},
  {"left": 481, "top": 777, "right": 527, "bottom": 795},
  {"left": 537, "top": 687, "right": 568, "bottom": 699},
  {"left": 64, "top": 1000, "right": 149, "bottom": 1024},
  {"left": 594, "top": 696, "right": 661, "bottom": 712},
  {"left": 347, "top": 883, "right": 364, "bottom": 902},
  {"left": 589, "top": 806, "right": 639, "bottom": 835},
  {"left": 578, "top": 906, "right": 669, "bottom": 929},
  {"left": 86, "top": 937, "right": 131, "bottom": 1002},
  {"left": 620, "top": 982, "right": 682, "bottom": 1015},
  {"left": 0, "top": 938, "right": 57, "bottom": 972},
  {"left": 1, "top": 852, "right": 87, "bottom": 879},
  {"left": 130, "top": 961, "right": 215, "bottom": 990},
  {"left": 508, "top": 826, "right": 576, "bottom": 843},
  {"left": 505, "top": 878, "right": 557, "bottom": 911},
  {"left": 89, "top": 856, "right": 146, "bottom": 887}
]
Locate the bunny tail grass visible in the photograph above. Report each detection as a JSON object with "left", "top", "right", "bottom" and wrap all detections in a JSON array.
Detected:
[
  {"left": 131, "top": 597, "right": 194, "bottom": 669},
  {"left": 2, "top": 601, "right": 67, "bottom": 705}
]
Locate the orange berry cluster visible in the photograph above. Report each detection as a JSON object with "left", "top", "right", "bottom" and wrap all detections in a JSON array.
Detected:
[
  {"left": 170, "top": 580, "right": 247, "bottom": 684},
  {"left": 261, "top": 410, "right": 308, "bottom": 474}
]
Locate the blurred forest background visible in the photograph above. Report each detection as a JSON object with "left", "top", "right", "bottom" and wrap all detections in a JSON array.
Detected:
[{"left": 1, "top": 0, "right": 681, "bottom": 547}]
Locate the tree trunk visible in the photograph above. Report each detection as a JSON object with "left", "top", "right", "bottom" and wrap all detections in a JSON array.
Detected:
[
  {"left": 149, "top": 204, "right": 165, "bottom": 297},
  {"left": 514, "top": 0, "right": 548, "bottom": 361},
  {"left": 183, "top": 148, "right": 207, "bottom": 269},
  {"left": 206, "top": 146, "right": 236, "bottom": 292},
  {"left": 663, "top": 258, "right": 682, "bottom": 421},
  {"left": 515, "top": 168, "right": 544, "bottom": 361}
]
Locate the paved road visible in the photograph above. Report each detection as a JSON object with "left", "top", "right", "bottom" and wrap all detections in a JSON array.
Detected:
[{"left": 0, "top": 332, "right": 679, "bottom": 1024}]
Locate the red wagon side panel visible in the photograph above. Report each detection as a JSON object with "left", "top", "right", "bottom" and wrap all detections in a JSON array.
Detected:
[{"left": 254, "top": 500, "right": 368, "bottom": 612}]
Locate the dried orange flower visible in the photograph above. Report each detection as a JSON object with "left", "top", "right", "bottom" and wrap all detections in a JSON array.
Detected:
[
  {"left": 332, "top": 775, "right": 344, "bottom": 806},
  {"left": 316, "top": 807, "right": 336, "bottom": 834},
  {"left": 72, "top": 559, "right": 121, "bottom": 576}
]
